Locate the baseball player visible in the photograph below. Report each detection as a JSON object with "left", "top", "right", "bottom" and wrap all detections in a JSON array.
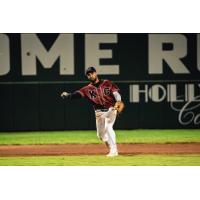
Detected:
[{"left": 61, "top": 67, "right": 124, "bottom": 157}]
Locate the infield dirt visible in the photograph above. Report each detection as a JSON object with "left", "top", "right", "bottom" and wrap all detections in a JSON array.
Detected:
[{"left": 0, "top": 143, "right": 200, "bottom": 157}]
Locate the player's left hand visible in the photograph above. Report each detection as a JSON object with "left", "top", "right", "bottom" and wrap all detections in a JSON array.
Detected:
[{"left": 113, "top": 101, "right": 125, "bottom": 114}]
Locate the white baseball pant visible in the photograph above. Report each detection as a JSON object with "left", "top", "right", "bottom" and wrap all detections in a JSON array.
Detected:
[{"left": 95, "top": 107, "right": 117, "bottom": 152}]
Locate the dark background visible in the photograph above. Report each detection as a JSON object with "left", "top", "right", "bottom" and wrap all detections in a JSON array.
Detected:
[{"left": 0, "top": 33, "right": 199, "bottom": 131}]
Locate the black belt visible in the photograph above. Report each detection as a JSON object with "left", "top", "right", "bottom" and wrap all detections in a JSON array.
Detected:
[{"left": 95, "top": 109, "right": 109, "bottom": 112}]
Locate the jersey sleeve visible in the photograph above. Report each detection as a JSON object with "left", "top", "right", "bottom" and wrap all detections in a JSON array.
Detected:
[
  {"left": 110, "top": 81, "right": 120, "bottom": 93},
  {"left": 76, "top": 87, "right": 86, "bottom": 98},
  {"left": 69, "top": 92, "right": 82, "bottom": 100}
]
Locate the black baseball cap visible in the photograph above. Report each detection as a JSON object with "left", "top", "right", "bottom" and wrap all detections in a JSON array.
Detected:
[{"left": 85, "top": 67, "right": 96, "bottom": 75}]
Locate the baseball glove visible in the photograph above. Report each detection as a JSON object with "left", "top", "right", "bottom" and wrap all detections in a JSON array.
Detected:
[{"left": 114, "top": 101, "right": 125, "bottom": 114}]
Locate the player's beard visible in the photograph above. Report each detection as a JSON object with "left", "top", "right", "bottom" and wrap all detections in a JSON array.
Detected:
[{"left": 90, "top": 77, "right": 97, "bottom": 83}]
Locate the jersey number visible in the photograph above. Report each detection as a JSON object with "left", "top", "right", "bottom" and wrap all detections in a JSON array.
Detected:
[{"left": 104, "top": 88, "right": 110, "bottom": 95}]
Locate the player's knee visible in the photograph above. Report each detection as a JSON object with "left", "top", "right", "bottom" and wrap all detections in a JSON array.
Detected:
[{"left": 107, "top": 124, "right": 113, "bottom": 131}]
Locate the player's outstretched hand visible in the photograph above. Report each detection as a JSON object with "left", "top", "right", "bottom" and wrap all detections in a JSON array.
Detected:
[{"left": 61, "top": 92, "right": 70, "bottom": 99}]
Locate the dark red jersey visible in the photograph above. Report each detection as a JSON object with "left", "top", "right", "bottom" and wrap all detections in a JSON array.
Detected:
[{"left": 77, "top": 79, "right": 120, "bottom": 110}]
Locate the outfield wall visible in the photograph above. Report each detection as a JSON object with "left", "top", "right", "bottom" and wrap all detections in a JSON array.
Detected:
[{"left": 0, "top": 34, "right": 199, "bottom": 131}]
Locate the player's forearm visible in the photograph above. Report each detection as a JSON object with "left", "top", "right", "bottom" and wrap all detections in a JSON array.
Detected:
[
  {"left": 113, "top": 91, "right": 121, "bottom": 102},
  {"left": 61, "top": 91, "right": 82, "bottom": 100},
  {"left": 69, "top": 92, "right": 82, "bottom": 100}
]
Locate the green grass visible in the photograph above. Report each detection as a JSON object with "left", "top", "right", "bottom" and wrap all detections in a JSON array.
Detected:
[
  {"left": 1, "top": 130, "right": 199, "bottom": 166},
  {"left": 0, "top": 130, "right": 200, "bottom": 145},
  {"left": 0, "top": 155, "right": 200, "bottom": 166}
]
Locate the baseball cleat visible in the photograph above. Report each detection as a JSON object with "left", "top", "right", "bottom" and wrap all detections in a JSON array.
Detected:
[{"left": 106, "top": 151, "right": 118, "bottom": 157}]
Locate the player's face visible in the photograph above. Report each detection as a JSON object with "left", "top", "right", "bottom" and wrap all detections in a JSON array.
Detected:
[{"left": 87, "top": 72, "right": 98, "bottom": 83}]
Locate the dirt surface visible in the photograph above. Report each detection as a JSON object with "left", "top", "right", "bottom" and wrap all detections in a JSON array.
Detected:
[{"left": 0, "top": 143, "right": 200, "bottom": 157}]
